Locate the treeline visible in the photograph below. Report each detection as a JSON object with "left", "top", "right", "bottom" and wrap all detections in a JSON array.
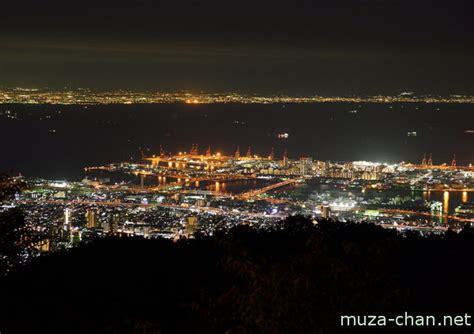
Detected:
[{"left": 1, "top": 216, "right": 474, "bottom": 333}]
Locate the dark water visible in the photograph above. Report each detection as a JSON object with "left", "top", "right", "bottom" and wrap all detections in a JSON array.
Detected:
[
  {"left": 1, "top": 103, "right": 473, "bottom": 180},
  {"left": 92, "top": 171, "right": 274, "bottom": 194}
]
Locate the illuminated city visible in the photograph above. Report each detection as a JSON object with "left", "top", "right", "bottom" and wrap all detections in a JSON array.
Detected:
[
  {"left": 1, "top": 87, "right": 474, "bottom": 105},
  {"left": 1, "top": 0, "right": 474, "bottom": 332},
  {"left": 4, "top": 142, "right": 474, "bottom": 253}
]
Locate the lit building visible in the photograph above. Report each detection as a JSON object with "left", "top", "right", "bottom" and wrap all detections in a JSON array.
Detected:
[
  {"left": 299, "top": 157, "right": 313, "bottom": 176},
  {"left": 63, "top": 208, "right": 71, "bottom": 231},
  {"left": 85, "top": 209, "right": 99, "bottom": 229},
  {"left": 185, "top": 216, "right": 198, "bottom": 236},
  {"left": 33, "top": 239, "right": 51, "bottom": 252},
  {"left": 321, "top": 205, "right": 331, "bottom": 219}
]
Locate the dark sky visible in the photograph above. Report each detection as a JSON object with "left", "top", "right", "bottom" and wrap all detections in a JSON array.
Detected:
[{"left": 1, "top": 0, "right": 473, "bottom": 94}]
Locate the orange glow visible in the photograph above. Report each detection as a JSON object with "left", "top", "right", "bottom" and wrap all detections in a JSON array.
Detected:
[{"left": 443, "top": 191, "right": 449, "bottom": 215}]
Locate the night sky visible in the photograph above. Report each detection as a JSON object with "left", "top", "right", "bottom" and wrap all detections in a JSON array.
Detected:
[{"left": 1, "top": 0, "right": 473, "bottom": 94}]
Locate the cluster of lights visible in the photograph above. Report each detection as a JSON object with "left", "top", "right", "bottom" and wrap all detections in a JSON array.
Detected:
[{"left": 1, "top": 88, "right": 474, "bottom": 105}]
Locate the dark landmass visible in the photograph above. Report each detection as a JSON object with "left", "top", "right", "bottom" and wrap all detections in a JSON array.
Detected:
[{"left": 1, "top": 216, "right": 474, "bottom": 333}]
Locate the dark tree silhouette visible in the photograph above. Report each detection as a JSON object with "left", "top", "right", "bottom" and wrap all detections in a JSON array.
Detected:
[
  {"left": 0, "top": 173, "right": 24, "bottom": 200},
  {"left": 1, "top": 217, "right": 474, "bottom": 333},
  {"left": 0, "top": 208, "right": 29, "bottom": 273},
  {"left": 0, "top": 174, "right": 40, "bottom": 274}
]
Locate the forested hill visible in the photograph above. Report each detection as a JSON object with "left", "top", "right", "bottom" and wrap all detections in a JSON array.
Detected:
[{"left": 2, "top": 217, "right": 474, "bottom": 334}]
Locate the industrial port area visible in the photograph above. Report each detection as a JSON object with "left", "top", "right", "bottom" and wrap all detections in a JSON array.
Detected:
[{"left": 5, "top": 145, "right": 474, "bottom": 253}]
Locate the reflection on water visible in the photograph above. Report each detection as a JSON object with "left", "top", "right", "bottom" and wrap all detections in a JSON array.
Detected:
[
  {"left": 157, "top": 176, "right": 167, "bottom": 185},
  {"left": 212, "top": 181, "right": 225, "bottom": 193},
  {"left": 443, "top": 191, "right": 450, "bottom": 215},
  {"left": 430, "top": 191, "right": 470, "bottom": 215},
  {"left": 150, "top": 176, "right": 263, "bottom": 193},
  {"left": 204, "top": 180, "right": 271, "bottom": 193},
  {"left": 422, "top": 191, "right": 431, "bottom": 201}
]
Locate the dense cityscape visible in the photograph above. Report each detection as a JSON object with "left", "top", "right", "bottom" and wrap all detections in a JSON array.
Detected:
[
  {"left": 4, "top": 144, "right": 474, "bottom": 254},
  {"left": 1, "top": 87, "right": 474, "bottom": 105},
  {"left": 2, "top": 0, "right": 474, "bottom": 332}
]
